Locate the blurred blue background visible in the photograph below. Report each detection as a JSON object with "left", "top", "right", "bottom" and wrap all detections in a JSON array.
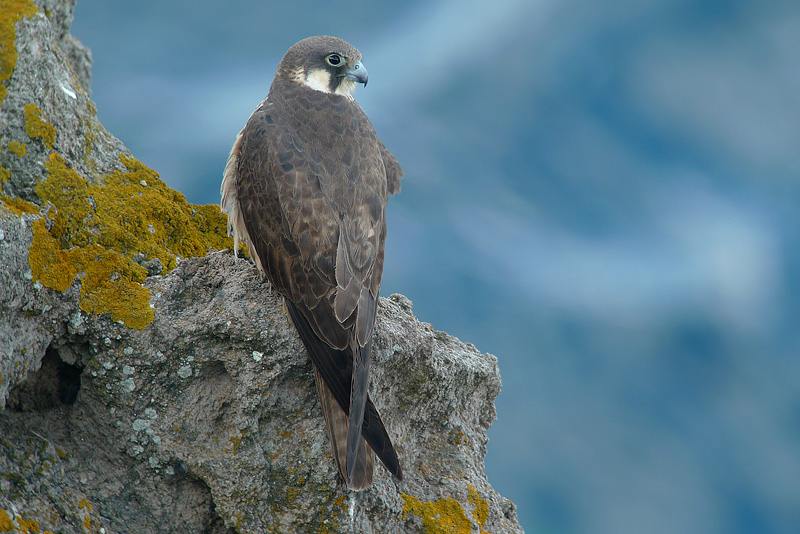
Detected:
[{"left": 71, "top": 0, "right": 800, "bottom": 532}]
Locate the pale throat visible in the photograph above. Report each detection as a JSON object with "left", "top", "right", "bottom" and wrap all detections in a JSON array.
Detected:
[{"left": 292, "top": 67, "right": 356, "bottom": 96}]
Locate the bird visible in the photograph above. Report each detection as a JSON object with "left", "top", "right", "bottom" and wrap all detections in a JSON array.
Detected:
[{"left": 220, "top": 36, "right": 403, "bottom": 489}]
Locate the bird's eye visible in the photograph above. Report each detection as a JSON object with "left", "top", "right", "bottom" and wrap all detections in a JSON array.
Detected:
[{"left": 326, "top": 53, "right": 342, "bottom": 66}]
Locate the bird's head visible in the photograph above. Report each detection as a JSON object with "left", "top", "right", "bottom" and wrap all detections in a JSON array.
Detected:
[{"left": 278, "top": 35, "right": 368, "bottom": 96}]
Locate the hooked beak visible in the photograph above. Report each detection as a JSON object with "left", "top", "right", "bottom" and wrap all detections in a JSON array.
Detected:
[{"left": 345, "top": 61, "right": 368, "bottom": 86}]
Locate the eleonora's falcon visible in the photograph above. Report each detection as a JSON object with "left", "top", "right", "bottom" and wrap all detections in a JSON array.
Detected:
[{"left": 221, "top": 36, "right": 403, "bottom": 489}]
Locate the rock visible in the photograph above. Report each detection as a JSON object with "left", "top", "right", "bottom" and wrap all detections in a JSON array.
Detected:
[{"left": 0, "top": 1, "right": 524, "bottom": 532}]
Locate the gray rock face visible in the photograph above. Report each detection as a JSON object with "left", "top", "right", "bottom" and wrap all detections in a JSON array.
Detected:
[{"left": 0, "top": 1, "right": 523, "bottom": 532}]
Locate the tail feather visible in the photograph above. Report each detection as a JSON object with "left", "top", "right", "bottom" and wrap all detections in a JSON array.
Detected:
[
  {"left": 285, "top": 299, "right": 402, "bottom": 486},
  {"left": 347, "top": 341, "right": 370, "bottom": 485},
  {"left": 315, "top": 367, "right": 374, "bottom": 489}
]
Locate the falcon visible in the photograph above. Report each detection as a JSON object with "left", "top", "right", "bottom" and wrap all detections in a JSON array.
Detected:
[{"left": 220, "top": 36, "right": 403, "bottom": 489}]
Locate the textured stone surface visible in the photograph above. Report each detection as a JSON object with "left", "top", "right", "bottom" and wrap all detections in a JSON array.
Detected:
[{"left": 0, "top": 1, "right": 524, "bottom": 532}]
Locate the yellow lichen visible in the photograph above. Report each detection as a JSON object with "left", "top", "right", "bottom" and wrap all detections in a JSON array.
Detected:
[
  {"left": 1, "top": 195, "right": 39, "bottom": 215},
  {"left": 227, "top": 431, "right": 245, "bottom": 455},
  {"left": 0, "top": 164, "right": 8, "bottom": 184},
  {"left": 14, "top": 515, "right": 41, "bottom": 534},
  {"left": 468, "top": 485, "right": 490, "bottom": 533},
  {"left": 29, "top": 217, "right": 77, "bottom": 290},
  {"left": 0, "top": 0, "right": 39, "bottom": 108},
  {"left": 28, "top": 153, "right": 231, "bottom": 329},
  {"left": 37, "top": 153, "right": 229, "bottom": 268},
  {"left": 333, "top": 494, "right": 346, "bottom": 518},
  {"left": 24, "top": 104, "right": 56, "bottom": 148},
  {"left": 0, "top": 509, "right": 12, "bottom": 531},
  {"left": 30, "top": 217, "right": 153, "bottom": 328},
  {"left": 77, "top": 498, "right": 92, "bottom": 512},
  {"left": 401, "top": 494, "right": 472, "bottom": 534},
  {"left": 8, "top": 140, "right": 25, "bottom": 156},
  {"left": 80, "top": 102, "right": 104, "bottom": 173}
]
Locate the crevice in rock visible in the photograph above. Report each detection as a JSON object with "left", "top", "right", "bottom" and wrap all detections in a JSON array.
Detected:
[
  {"left": 197, "top": 477, "right": 236, "bottom": 534},
  {"left": 7, "top": 345, "right": 83, "bottom": 411}
]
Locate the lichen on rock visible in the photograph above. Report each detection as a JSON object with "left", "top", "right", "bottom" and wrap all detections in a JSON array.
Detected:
[
  {"left": 402, "top": 493, "right": 474, "bottom": 534},
  {"left": 0, "top": 194, "right": 38, "bottom": 215},
  {"left": 24, "top": 102, "right": 56, "bottom": 148},
  {"left": 27, "top": 152, "right": 231, "bottom": 328},
  {"left": 29, "top": 217, "right": 154, "bottom": 328},
  {"left": 8, "top": 140, "right": 25, "bottom": 156},
  {"left": 0, "top": 0, "right": 39, "bottom": 108}
]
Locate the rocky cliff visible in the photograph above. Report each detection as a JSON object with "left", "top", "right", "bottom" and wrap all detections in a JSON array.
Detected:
[{"left": 0, "top": 1, "right": 523, "bottom": 532}]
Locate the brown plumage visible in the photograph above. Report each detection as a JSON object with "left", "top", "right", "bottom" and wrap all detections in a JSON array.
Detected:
[{"left": 221, "top": 36, "right": 403, "bottom": 489}]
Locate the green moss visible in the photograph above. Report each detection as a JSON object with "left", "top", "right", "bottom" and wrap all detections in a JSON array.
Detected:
[
  {"left": 0, "top": 0, "right": 39, "bottom": 108},
  {"left": 29, "top": 153, "right": 232, "bottom": 329},
  {"left": 401, "top": 494, "right": 473, "bottom": 534},
  {"left": 8, "top": 140, "right": 25, "bottom": 156},
  {"left": 24, "top": 103, "right": 56, "bottom": 148},
  {"left": 0, "top": 195, "right": 39, "bottom": 215}
]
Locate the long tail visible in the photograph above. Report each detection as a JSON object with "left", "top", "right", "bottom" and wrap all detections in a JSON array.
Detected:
[
  {"left": 347, "top": 336, "right": 370, "bottom": 485},
  {"left": 285, "top": 300, "right": 403, "bottom": 487},
  {"left": 314, "top": 367, "right": 374, "bottom": 489}
]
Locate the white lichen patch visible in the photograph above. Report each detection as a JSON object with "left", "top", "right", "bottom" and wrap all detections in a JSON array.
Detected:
[
  {"left": 132, "top": 419, "right": 150, "bottom": 432},
  {"left": 121, "top": 378, "right": 135, "bottom": 392}
]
